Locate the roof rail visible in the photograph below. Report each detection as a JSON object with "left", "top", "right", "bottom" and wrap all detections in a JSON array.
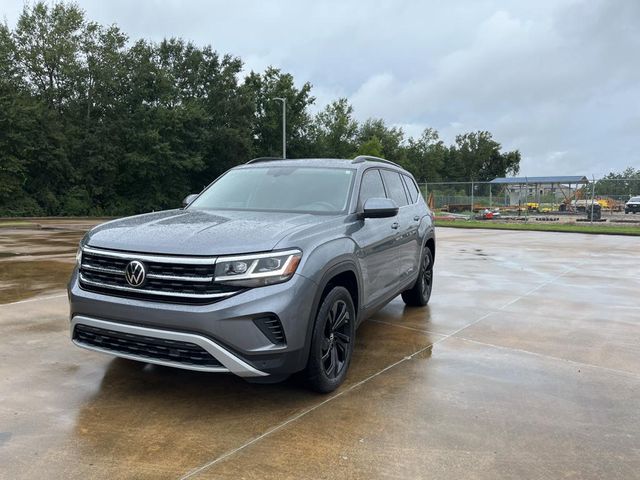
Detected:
[
  {"left": 352, "top": 155, "right": 401, "bottom": 168},
  {"left": 245, "top": 157, "right": 286, "bottom": 164}
]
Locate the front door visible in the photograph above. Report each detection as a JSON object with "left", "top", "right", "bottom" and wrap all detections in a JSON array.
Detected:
[{"left": 352, "top": 168, "right": 400, "bottom": 307}]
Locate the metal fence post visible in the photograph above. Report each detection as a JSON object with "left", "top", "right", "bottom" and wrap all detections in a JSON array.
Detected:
[
  {"left": 525, "top": 179, "right": 528, "bottom": 221},
  {"left": 470, "top": 180, "right": 474, "bottom": 219},
  {"left": 590, "top": 176, "right": 595, "bottom": 225}
]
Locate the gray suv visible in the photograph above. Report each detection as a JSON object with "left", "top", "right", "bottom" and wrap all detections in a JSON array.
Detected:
[{"left": 68, "top": 156, "right": 435, "bottom": 392}]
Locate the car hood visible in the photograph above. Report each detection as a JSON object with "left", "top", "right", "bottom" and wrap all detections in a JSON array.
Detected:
[{"left": 85, "top": 209, "right": 333, "bottom": 255}]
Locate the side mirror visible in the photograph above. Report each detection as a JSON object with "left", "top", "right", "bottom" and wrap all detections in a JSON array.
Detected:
[
  {"left": 362, "top": 197, "right": 399, "bottom": 218},
  {"left": 182, "top": 193, "right": 199, "bottom": 207}
]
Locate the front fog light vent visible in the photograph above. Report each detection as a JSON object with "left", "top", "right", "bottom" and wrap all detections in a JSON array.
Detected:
[{"left": 253, "top": 315, "right": 286, "bottom": 346}]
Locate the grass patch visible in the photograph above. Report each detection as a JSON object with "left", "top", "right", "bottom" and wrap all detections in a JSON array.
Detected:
[
  {"left": 0, "top": 220, "right": 38, "bottom": 228},
  {"left": 436, "top": 219, "right": 640, "bottom": 236}
]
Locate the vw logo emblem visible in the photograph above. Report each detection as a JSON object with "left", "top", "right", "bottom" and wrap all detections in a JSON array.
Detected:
[{"left": 124, "top": 260, "right": 146, "bottom": 287}]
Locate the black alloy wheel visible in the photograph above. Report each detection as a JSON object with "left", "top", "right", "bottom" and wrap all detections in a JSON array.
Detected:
[
  {"left": 420, "top": 250, "right": 433, "bottom": 299},
  {"left": 401, "top": 247, "right": 434, "bottom": 307},
  {"left": 321, "top": 299, "right": 351, "bottom": 379},
  {"left": 304, "top": 286, "right": 356, "bottom": 393}
]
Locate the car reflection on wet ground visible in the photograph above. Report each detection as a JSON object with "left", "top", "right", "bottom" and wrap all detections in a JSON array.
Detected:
[{"left": 0, "top": 222, "right": 638, "bottom": 479}]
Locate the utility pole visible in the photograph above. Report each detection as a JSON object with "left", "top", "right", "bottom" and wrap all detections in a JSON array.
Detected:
[{"left": 273, "top": 97, "right": 286, "bottom": 158}]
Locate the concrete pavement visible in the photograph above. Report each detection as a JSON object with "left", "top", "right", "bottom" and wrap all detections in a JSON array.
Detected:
[{"left": 0, "top": 226, "right": 638, "bottom": 479}]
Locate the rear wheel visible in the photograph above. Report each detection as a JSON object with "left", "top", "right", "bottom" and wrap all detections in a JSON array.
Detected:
[
  {"left": 304, "top": 286, "right": 355, "bottom": 393},
  {"left": 401, "top": 247, "right": 433, "bottom": 306}
]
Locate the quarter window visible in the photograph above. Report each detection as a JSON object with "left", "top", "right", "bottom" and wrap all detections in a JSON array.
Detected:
[
  {"left": 402, "top": 174, "right": 420, "bottom": 203},
  {"left": 380, "top": 170, "right": 409, "bottom": 207}
]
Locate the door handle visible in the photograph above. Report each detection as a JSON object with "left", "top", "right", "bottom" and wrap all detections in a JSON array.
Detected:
[
  {"left": 413, "top": 216, "right": 420, "bottom": 221},
  {"left": 391, "top": 222, "right": 399, "bottom": 229}
]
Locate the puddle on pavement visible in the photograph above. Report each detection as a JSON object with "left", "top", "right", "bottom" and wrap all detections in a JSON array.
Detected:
[
  {"left": 0, "top": 231, "right": 84, "bottom": 256},
  {"left": 0, "top": 224, "right": 94, "bottom": 303},
  {"left": 0, "top": 258, "right": 75, "bottom": 304}
]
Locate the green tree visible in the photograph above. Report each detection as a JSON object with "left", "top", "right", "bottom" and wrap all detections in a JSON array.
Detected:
[
  {"left": 356, "top": 118, "right": 405, "bottom": 162},
  {"left": 311, "top": 98, "right": 358, "bottom": 158},
  {"left": 449, "top": 131, "right": 520, "bottom": 181},
  {"left": 355, "top": 135, "right": 384, "bottom": 157},
  {"left": 404, "top": 128, "right": 446, "bottom": 182},
  {"left": 244, "top": 67, "right": 315, "bottom": 159},
  {"left": 13, "top": 2, "right": 84, "bottom": 109},
  {"left": 594, "top": 167, "right": 640, "bottom": 199}
]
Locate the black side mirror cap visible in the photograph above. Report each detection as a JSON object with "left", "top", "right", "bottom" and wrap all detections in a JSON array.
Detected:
[
  {"left": 182, "top": 194, "right": 199, "bottom": 207},
  {"left": 362, "top": 197, "right": 399, "bottom": 218}
]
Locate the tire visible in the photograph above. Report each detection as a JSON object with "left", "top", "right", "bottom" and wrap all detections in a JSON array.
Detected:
[
  {"left": 402, "top": 247, "right": 434, "bottom": 307},
  {"left": 304, "top": 286, "right": 356, "bottom": 393}
]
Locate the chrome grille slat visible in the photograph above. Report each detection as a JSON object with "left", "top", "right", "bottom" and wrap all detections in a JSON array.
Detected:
[
  {"left": 146, "top": 273, "right": 213, "bottom": 282},
  {"left": 81, "top": 246, "right": 217, "bottom": 265},
  {"left": 79, "top": 274, "right": 235, "bottom": 299},
  {"left": 79, "top": 246, "right": 241, "bottom": 303},
  {"left": 82, "top": 263, "right": 125, "bottom": 275}
]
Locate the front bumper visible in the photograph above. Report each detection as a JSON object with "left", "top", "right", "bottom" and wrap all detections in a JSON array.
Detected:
[
  {"left": 71, "top": 316, "right": 268, "bottom": 376},
  {"left": 68, "top": 269, "right": 318, "bottom": 376}
]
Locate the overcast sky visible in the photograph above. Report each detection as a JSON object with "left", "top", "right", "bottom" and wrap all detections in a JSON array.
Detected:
[{"left": 3, "top": 0, "right": 639, "bottom": 177}]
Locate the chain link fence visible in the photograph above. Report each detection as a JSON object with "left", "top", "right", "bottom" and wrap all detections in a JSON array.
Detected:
[{"left": 419, "top": 178, "right": 640, "bottom": 224}]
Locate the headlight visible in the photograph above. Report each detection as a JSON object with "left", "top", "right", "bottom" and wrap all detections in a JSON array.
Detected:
[
  {"left": 214, "top": 249, "right": 302, "bottom": 287},
  {"left": 75, "top": 246, "right": 83, "bottom": 265}
]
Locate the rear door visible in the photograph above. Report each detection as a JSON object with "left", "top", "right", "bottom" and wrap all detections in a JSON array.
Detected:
[
  {"left": 400, "top": 173, "right": 424, "bottom": 272},
  {"left": 352, "top": 168, "right": 400, "bottom": 307},
  {"left": 380, "top": 169, "right": 420, "bottom": 284}
]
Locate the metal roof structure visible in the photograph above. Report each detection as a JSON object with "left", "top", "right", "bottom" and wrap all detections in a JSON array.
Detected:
[{"left": 490, "top": 176, "right": 589, "bottom": 185}]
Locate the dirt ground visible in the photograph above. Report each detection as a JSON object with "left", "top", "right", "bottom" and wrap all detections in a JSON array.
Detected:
[{"left": 0, "top": 222, "right": 638, "bottom": 479}]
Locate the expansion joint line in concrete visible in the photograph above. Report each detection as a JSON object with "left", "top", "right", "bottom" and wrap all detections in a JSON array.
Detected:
[
  {"left": 180, "top": 265, "right": 584, "bottom": 479},
  {"left": 457, "top": 337, "right": 640, "bottom": 380}
]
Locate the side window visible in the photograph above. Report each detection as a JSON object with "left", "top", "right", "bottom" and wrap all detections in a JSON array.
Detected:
[
  {"left": 402, "top": 174, "right": 420, "bottom": 203},
  {"left": 359, "top": 169, "right": 386, "bottom": 207},
  {"left": 380, "top": 170, "right": 409, "bottom": 207}
]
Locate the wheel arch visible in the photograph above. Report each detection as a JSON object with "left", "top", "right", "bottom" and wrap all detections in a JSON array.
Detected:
[
  {"left": 300, "top": 260, "right": 361, "bottom": 369},
  {"left": 425, "top": 236, "right": 436, "bottom": 264}
]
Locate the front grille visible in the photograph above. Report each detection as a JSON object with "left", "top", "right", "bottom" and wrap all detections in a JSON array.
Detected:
[
  {"left": 73, "top": 324, "right": 224, "bottom": 368},
  {"left": 79, "top": 247, "right": 243, "bottom": 304}
]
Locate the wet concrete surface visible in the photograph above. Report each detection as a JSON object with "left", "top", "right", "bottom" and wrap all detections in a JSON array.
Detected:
[
  {"left": 0, "top": 220, "right": 98, "bottom": 303},
  {"left": 0, "top": 226, "right": 639, "bottom": 479}
]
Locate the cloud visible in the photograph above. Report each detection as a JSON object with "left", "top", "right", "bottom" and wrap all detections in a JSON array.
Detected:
[{"left": 3, "top": 0, "right": 639, "bottom": 177}]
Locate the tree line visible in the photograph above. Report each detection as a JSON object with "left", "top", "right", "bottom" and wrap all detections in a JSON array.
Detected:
[
  {"left": 0, "top": 2, "right": 522, "bottom": 217},
  {"left": 593, "top": 167, "right": 640, "bottom": 197}
]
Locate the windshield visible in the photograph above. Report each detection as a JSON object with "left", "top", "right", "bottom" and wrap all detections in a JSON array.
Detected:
[
  {"left": 189, "top": 166, "right": 355, "bottom": 213},
  {"left": 629, "top": 197, "right": 640, "bottom": 202}
]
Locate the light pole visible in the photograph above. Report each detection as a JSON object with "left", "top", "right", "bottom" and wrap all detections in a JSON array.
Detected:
[{"left": 273, "top": 97, "right": 286, "bottom": 159}]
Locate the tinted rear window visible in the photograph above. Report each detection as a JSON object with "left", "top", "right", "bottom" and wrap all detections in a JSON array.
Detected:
[{"left": 380, "top": 170, "right": 408, "bottom": 207}]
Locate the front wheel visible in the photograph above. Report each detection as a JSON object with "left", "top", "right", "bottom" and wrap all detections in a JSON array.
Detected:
[
  {"left": 304, "top": 286, "right": 356, "bottom": 393},
  {"left": 402, "top": 247, "right": 434, "bottom": 307}
]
